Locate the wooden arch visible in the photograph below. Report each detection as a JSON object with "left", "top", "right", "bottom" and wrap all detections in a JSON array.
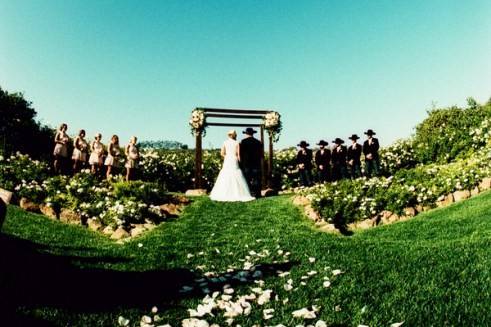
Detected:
[{"left": 194, "top": 107, "right": 275, "bottom": 189}]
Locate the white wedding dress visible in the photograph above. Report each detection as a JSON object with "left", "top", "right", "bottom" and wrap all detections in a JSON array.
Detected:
[{"left": 210, "top": 138, "right": 255, "bottom": 202}]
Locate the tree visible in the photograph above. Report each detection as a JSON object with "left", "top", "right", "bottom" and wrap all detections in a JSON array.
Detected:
[
  {"left": 0, "top": 86, "right": 54, "bottom": 159},
  {"left": 466, "top": 97, "right": 479, "bottom": 110}
]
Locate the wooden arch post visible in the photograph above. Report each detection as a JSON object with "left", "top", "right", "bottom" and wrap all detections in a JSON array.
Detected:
[
  {"left": 268, "top": 132, "right": 274, "bottom": 188},
  {"left": 192, "top": 107, "right": 277, "bottom": 191},
  {"left": 195, "top": 131, "right": 203, "bottom": 189}
]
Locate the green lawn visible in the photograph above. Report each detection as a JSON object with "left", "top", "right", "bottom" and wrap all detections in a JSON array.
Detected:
[{"left": 2, "top": 192, "right": 491, "bottom": 326}]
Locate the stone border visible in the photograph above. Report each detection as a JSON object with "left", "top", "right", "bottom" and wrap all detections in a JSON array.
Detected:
[{"left": 292, "top": 177, "right": 491, "bottom": 233}]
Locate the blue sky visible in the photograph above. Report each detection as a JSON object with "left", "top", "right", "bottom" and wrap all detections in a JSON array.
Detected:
[{"left": 1, "top": 0, "right": 490, "bottom": 148}]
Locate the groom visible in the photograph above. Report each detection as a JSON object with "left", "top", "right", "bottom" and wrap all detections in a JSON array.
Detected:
[{"left": 240, "top": 127, "right": 263, "bottom": 198}]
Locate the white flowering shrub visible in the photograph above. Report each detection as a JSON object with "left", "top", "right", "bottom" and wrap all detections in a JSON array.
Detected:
[
  {"left": 413, "top": 103, "right": 491, "bottom": 163},
  {"left": 272, "top": 147, "right": 300, "bottom": 189},
  {"left": 98, "top": 198, "right": 149, "bottom": 227},
  {"left": 14, "top": 180, "right": 46, "bottom": 203},
  {"left": 0, "top": 152, "right": 50, "bottom": 191},
  {"left": 379, "top": 139, "right": 418, "bottom": 176}
]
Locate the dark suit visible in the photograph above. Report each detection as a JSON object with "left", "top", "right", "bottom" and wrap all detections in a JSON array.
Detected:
[
  {"left": 240, "top": 136, "right": 263, "bottom": 196},
  {"left": 331, "top": 145, "right": 347, "bottom": 181},
  {"left": 363, "top": 137, "right": 380, "bottom": 177},
  {"left": 297, "top": 148, "right": 313, "bottom": 186},
  {"left": 315, "top": 149, "right": 331, "bottom": 183},
  {"left": 347, "top": 143, "right": 362, "bottom": 179}
]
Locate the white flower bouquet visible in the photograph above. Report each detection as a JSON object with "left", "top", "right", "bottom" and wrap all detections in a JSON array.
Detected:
[{"left": 189, "top": 109, "right": 207, "bottom": 136}]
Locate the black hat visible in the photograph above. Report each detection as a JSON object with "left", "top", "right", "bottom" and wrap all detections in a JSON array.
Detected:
[
  {"left": 297, "top": 140, "right": 310, "bottom": 147},
  {"left": 332, "top": 138, "right": 344, "bottom": 144},
  {"left": 348, "top": 134, "right": 360, "bottom": 140},
  {"left": 243, "top": 127, "right": 257, "bottom": 135},
  {"left": 317, "top": 140, "right": 328, "bottom": 146},
  {"left": 364, "top": 129, "right": 376, "bottom": 136}
]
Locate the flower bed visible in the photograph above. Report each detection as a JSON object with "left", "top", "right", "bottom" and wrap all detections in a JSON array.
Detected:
[
  {"left": 295, "top": 148, "right": 491, "bottom": 226},
  {"left": 16, "top": 171, "right": 176, "bottom": 223},
  {"left": 0, "top": 154, "right": 190, "bottom": 240}
]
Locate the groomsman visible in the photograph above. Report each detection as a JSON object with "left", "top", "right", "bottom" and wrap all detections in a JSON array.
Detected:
[
  {"left": 315, "top": 140, "right": 331, "bottom": 183},
  {"left": 331, "top": 138, "right": 347, "bottom": 181},
  {"left": 347, "top": 134, "right": 362, "bottom": 179},
  {"left": 296, "top": 141, "right": 313, "bottom": 187},
  {"left": 363, "top": 129, "right": 380, "bottom": 177}
]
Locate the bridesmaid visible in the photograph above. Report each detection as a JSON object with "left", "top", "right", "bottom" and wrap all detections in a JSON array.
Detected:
[
  {"left": 124, "top": 136, "right": 139, "bottom": 181},
  {"left": 53, "top": 123, "right": 69, "bottom": 174},
  {"left": 89, "top": 133, "right": 104, "bottom": 175},
  {"left": 104, "top": 135, "right": 121, "bottom": 179},
  {"left": 72, "top": 129, "right": 89, "bottom": 173}
]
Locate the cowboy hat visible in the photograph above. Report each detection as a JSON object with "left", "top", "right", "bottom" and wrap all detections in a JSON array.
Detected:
[
  {"left": 364, "top": 129, "right": 376, "bottom": 136},
  {"left": 348, "top": 134, "right": 360, "bottom": 140},
  {"left": 297, "top": 140, "right": 310, "bottom": 147},
  {"left": 242, "top": 127, "right": 257, "bottom": 135},
  {"left": 317, "top": 140, "right": 328, "bottom": 146},
  {"left": 332, "top": 138, "right": 344, "bottom": 144}
]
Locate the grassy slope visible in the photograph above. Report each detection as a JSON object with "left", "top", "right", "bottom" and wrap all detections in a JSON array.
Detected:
[{"left": 2, "top": 192, "right": 491, "bottom": 326}]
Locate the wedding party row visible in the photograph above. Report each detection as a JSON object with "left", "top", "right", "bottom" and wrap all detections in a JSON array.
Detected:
[
  {"left": 294, "top": 100, "right": 491, "bottom": 225},
  {"left": 293, "top": 129, "right": 381, "bottom": 187},
  {"left": 51, "top": 123, "right": 141, "bottom": 181}
]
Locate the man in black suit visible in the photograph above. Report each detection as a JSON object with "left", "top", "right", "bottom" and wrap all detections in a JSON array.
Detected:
[
  {"left": 331, "top": 138, "right": 347, "bottom": 181},
  {"left": 315, "top": 140, "right": 331, "bottom": 183},
  {"left": 363, "top": 129, "right": 380, "bottom": 177},
  {"left": 296, "top": 141, "right": 313, "bottom": 187},
  {"left": 240, "top": 128, "right": 263, "bottom": 197},
  {"left": 347, "top": 134, "right": 362, "bottom": 179}
]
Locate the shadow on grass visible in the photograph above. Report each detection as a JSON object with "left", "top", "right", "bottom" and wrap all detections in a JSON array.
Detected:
[
  {"left": 0, "top": 234, "right": 296, "bottom": 326},
  {"left": 333, "top": 213, "right": 354, "bottom": 236}
]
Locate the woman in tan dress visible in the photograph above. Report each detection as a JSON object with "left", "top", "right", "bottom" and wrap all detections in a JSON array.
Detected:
[
  {"left": 72, "top": 129, "right": 89, "bottom": 173},
  {"left": 53, "top": 123, "right": 69, "bottom": 174},
  {"left": 104, "top": 135, "right": 120, "bottom": 180},
  {"left": 124, "top": 136, "right": 139, "bottom": 181},
  {"left": 89, "top": 133, "right": 104, "bottom": 175}
]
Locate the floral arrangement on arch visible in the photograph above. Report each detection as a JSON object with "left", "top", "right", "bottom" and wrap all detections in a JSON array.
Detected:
[
  {"left": 189, "top": 109, "right": 207, "bottom": 136},
  {"left": 263, "top": 111, "right": 282, "bottom": 142}
]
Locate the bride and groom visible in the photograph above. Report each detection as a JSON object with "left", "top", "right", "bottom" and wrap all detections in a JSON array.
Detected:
[{"left": 210, "top": 127, "right": 263, "bottom": 202}]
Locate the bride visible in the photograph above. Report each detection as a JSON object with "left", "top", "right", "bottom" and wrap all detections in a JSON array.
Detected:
[{"left": 210, "top": 130, "right": 255, "bottom": 202}]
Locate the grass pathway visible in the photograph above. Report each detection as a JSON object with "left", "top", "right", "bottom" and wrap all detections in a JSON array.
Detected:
[{"left": 2, "top": 193, "right": 491, "bottom": 326}]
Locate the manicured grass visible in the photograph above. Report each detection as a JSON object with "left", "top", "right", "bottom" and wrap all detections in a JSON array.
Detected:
[{"left": 2, "top": 192, "right": 491, "bottom": 326}]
